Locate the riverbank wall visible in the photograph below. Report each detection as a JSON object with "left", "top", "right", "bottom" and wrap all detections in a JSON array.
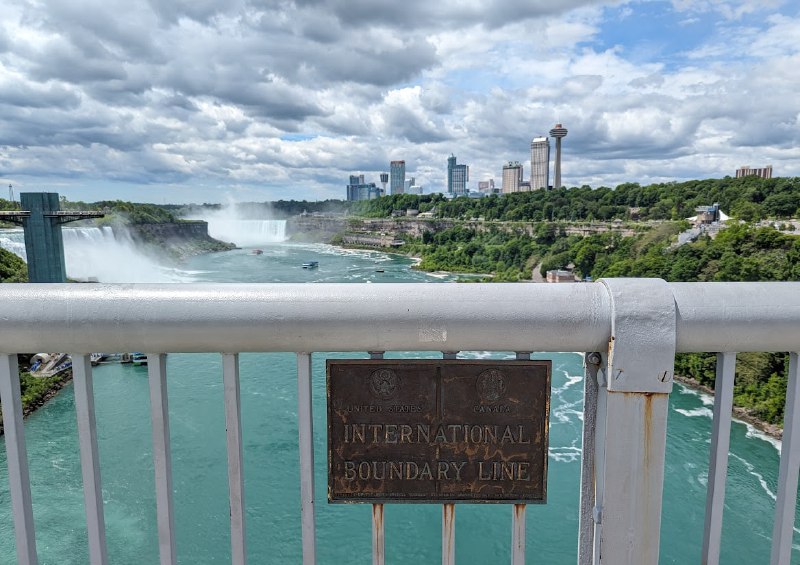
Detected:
[
  {"left": 286, "top": 215, "right": 641, "bottom": 246},
  {"left": 286, "top": 215, "right": 347, "bottom": 242}
]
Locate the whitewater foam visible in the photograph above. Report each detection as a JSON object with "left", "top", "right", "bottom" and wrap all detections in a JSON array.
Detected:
[
  {"left": 674, "top": 407, "right": 714, "bottom": 418},
  {"left": 731, "top": 452, "right": 777, "bottom": 501}
]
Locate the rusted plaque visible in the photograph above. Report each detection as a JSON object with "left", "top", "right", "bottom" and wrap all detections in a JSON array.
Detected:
[{"left": 327, "top": 359, "right": 551, "bottom": 503}]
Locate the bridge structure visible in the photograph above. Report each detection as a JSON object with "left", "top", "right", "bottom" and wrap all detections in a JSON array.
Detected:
[
  {"left": 0, "top": 280, "right": 799, "bottom": 564},
  {"left": 0, "top": 192, "right": 104, "bottom": 282}
]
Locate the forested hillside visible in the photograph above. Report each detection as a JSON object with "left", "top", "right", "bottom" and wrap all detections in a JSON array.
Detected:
[
  {"left": 393, "top": 221, "right": 798, "bottom": 426},
  {"left": 365, "top": 178, "right": 799, "bottom": 427}
]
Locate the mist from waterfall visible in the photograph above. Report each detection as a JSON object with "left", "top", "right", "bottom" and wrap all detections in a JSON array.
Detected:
[
  {"left": 64, "top": 226, "right": 191, "bottom": 282},
  {"left": 186, "top": 205, "right": 288, "bottom": 247},
  {"left": 0, "top": 226, "right": 188, "bottom": 283},
  {"left": 0, "top": 228, "right": 26, "bottom": 260}
]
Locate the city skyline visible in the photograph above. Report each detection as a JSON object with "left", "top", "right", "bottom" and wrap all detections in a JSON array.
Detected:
[
  {"left": 353, "top": 125, "right": 565, "bottom": 200},
  {"left": 0, "top": 1, "right": 798, "bottom": 204}
]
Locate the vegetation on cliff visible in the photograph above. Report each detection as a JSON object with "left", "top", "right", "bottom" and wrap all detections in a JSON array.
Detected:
[
  {"left": 353, "top": 176, "right": 799, "bottom": 222},
  {"left": 0, "top": 246, "right": 27, "bottom": 282},
  {"left": 675, "top": 352, "right": 790, "bottom": 426},
  {"left": 551, "top": 223, "right": 800, "bottom": 282},
  {"left": 90, "top": 200, "right": 177, "bottom": 224},
  {"left": 398, "top": 223, "right": 564, "bottom": 281}
]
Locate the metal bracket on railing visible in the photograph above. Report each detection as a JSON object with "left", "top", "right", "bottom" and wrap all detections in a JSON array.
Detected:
[
  {"left": 600, "top": 278, "right": 676, "bottom": 394},
  {"left": 594, "top": 279, "right": 677, "bottom": 565},
  {"left": 586, "top": 352, "right": 606, "bottom": 387}
]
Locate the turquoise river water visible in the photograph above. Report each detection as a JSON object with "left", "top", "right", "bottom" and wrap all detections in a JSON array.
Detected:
[{"left": 0, "top": 229, "right": 798, "bottom": 563}]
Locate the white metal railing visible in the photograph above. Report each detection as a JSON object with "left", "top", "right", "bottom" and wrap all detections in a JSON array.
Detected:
[{"left": 1, "top": 280, "right": 799, "bottom": 565}]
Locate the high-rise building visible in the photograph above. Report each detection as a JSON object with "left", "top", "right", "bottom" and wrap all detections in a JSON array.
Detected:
[
  {"left": 735, "top": 165, "right": 773, "bottom": 179},
  {"left": 502, "top": 161, "right": 524, "bottom": 193},
  {"left": 447, "top": 154, "right": 469, "bottom": 196},
  {"left": 346, "top": 174, "right": 383, "bottom": 201},
  {"left": 380, "top": 172, "right": 389, "bottom": 193},
  {"left": 530, "top": 137, "right": 550, "bottom": 190},
  {"left": 549, "top": 124, "right": 568, "bottom": 189},
  {"left": 390, "top": 161, "right": 406, "bottom": 195},
  {"left": 478, "top": 179, "right": 496, "bottom": 193}
]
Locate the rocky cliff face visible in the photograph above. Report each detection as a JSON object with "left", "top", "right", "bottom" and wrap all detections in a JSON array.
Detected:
[
  {"left": 286, "top": 215, "right": 347, "bottom": 241},
  {"left": 286, "top": 215, "right": 451, "bottom": 243},
  {"left": 124, "top": 221, "right": 235, "bottom": 260},
  {"left": 128, "top": 221, "right": 211, "bottom": 239}
]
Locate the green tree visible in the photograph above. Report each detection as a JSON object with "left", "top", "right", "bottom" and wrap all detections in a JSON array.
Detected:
[{"left": 0, "top": 248, "right": 27, "bottom": 282}]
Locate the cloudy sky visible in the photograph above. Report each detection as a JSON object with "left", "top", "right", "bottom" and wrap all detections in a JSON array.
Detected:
[{"left": 0, "top": 0, "right": 798, "bottom": 204}]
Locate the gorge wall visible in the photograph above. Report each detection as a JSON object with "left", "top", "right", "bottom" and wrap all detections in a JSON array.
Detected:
[{"left": 124, "top": 221, "right": 235, "bottom": 259}]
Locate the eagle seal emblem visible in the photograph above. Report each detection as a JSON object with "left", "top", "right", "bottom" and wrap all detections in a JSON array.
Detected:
[
  {"left": 476, "top": 369, "right": 506, "bottom": 402},
  {"left": 369, "top": 368, "right": 400, "bottom": 400}
]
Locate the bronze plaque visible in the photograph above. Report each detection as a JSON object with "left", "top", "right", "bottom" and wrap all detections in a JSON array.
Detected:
[{"left": 327, "top": 359, "right": 551, "bottom": 503}]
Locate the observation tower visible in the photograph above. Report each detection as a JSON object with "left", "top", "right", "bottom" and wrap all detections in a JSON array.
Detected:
[
  {"left": 549, "top": 123, "right": 568, "bottom": 189},
  {"left": 380, "top": 172, "right": 388, "bottom": 195}
]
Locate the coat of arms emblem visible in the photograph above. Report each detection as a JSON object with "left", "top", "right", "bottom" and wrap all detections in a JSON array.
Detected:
[
  {"left": 476, "top": 369, "right": 507, "bottom": 402},
  {"left": 369, "top": 368, "right": 400, "bottom": 400}
]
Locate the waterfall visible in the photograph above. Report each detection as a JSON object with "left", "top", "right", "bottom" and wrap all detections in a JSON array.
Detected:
[
  {"left": 0, "top": 228, "right": 27, "bottom": 260},
  {"left": 205, "top": 219, "right": 288, "bottom": 247},
  {"left": 0, "top": 226, "right": 187, "bottom": 283}
]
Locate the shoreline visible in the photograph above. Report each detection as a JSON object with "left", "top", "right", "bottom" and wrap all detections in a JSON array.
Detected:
[
  {"left": 0, "top": 370, "right": 73, "bottom": 437},
  {"left": 674, "top": 374, "right": 783, "bottom": 440},
  {"left": 336, "top": 243, "right": 495, "bottom": 279}
]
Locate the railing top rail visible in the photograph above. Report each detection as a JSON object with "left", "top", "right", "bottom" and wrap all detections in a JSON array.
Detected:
[
  {"left": 0, "top": 280, "right": 798, "bottom": 354},
  {"left": 671, "top": 282, "right": 800, "bottom": 352}
]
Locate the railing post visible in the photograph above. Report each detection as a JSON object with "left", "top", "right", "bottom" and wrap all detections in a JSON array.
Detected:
[
  {"left": 592, "top": 353, "right": 608, "bottom": 564},
  {"left": 147, "top": 353, "right": 177, "bottom": 565},
  {"left": 442, "top": 351, "right": 458, "bottom": 565},
  {"left": 578, "top": 351, "right": 603, "bottom": 565},
  {"left": 222, "top": 353, "right": 247, "bottom": 565},
  {"left": 442, "top": 502, "right": 456, "bottom": 565},
  {"left": 512, "top": 351, "right": 531, "bottom": 565},
  {"left": 770, "top": 352, "right": 800, "bottom": 565},
  {"left": 368, "top": 351, "right": 385, "bottom": 565},
  {"left": 596, "top": 279, "right": 676, "bottom": 565},
  {"left": 701, "top": 352, "right": 736, "bottom": 565},
  {"left": 297, "top": 352, "right": 316, "bottom": 565},
  {"left": 0, "top": 354, "right": 39, "bottom": 565},
  {"left": 72, "top": 353, "right": 109, "bottom": 565}
]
